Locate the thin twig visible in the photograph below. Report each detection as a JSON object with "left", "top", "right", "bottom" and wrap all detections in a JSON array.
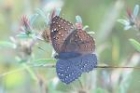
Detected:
[
  {"left": 1, "top": 64, "right": 140, "bottom": 78},
  {"left": 32, "top": 63, "right": 56, "bottom": 68},
  {"left": 34, "top": 63, "right": 140, "bottom": 69},
  {"left": 78, "top": 79, "right": 84, "bottom": 89},
  {"left": 96, "top": 65, "right": 140, "bottom": 69},
  {"left": 0, "top": 67, "right": 25, "bottom": 78},
  {"left": 32, "top": 63, "right": 140, "bottom": 69}
]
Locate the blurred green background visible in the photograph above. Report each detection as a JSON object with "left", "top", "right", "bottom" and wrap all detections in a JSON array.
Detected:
[{"left": 0, "top": 0, "right": 140, "bottom": 93}]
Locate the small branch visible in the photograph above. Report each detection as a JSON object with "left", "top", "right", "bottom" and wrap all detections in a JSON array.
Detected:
[
  {"left": 1, "top": 64, "right": 140, "bottom": 78},
  {"left": 35, "top": 64, "right": 140, "bottom": 69},
  {"left": 31, "top": 63, "right": 56, "bottom": 68},
  {"left": 0, "top": 67, "right": 25, "bottom": 78},
  {"left": 96, "top": 65, "right": 140, "bottom": 69},
  {"left": 33, "top": 63, "right": 140, "bottom": 69},
  {"left": 34, "top": 63, "right": 140, "bottom": 69},
  {"left": 32, "top": 63, "right": 140, "bottom": 69}
]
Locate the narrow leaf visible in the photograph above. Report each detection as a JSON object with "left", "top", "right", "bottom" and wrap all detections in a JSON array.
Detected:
[
  {"left": 75, "top": 15, "right": 82, "bottom": 23},
  {"left": 33, "top": 58, "right": 55, "bottom": 63},
  {"left": 129, "top": 39, "right": 140, "bottom": 52},
  {"left": 36, "top": 8, "right": 48, "bottom": 25},
  {"left": 124, "top": 25, "right": 132, "bottom": 30},
  {"left": 0, "top": 41, "right": 15, "bottom": 48},
  {"left": 117, "top": 19, "right": 129, "bottom": 25},
  {"left": 30, "top": 14, "right": 39, "bottom": 26},
  {"left": 133, "top": 4, "right": 139, "bottom": 18}
]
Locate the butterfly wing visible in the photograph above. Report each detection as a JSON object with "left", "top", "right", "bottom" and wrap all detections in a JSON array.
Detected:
[
  {"left": 61, "top": 29, "right": 95, "bottom": 54},
  {"left": 50, "top": 16, "right": 75, "bottom": 53},
  {"left": 50, "top": 16, "right": 97, "bottom": 84},
  {"left": 74, "top": 54, "right": 97, "bottom": 72},
  {"left": 56, "top": 53, "right": 97, "bottom": 84},
  {"left": 56, "top": 56, "right": 82, "bottom": 84},
  {"left": 50, "top": 16, "right": 95, "bottom": 54}
]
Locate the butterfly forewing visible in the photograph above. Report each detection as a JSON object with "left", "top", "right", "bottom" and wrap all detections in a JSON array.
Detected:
[
  {"left": 76, "top": 29, "right": 95, "bottom": 54},
  {"left": 62, "top": 29, "right": 95, "bottom": 54},
  {"left": 50, "top": 16, "right": 75, "bottom": 53}
]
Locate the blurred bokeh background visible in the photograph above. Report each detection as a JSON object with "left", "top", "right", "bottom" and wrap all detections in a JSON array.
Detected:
[{"left": 0, "top": 0, "right": 140, "bottom": 93}]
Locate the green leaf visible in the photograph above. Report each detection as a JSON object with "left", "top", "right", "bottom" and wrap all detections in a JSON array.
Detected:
[
  {"left": 22, "top": 63, "right": 38, "bottom": 81},
  {"left": 30, "top": 14, "right": 39, "bottom": 26},
  {"left": 93, "top": 87, "right": 109, "bottom": 93},
  {"left": 129, "top": 39, "right": 140, "bottom": 52},
  {"left": 16, "top": 33, "right": 29, "bottom": 38},
  {"left": 36, "top": 8, "right": 48, "bottom": 25},
  {"left": 31, "top": 58, "right": 56, "bottom": 67},
  {"left": 133, "top": 4, "right": 139, "bottom": 18},
  {"left": 87, "top": 31, "right": 95, "bottom": 35},
  {"left": 16, "top": 32, "right": 35, "bottom": 39},
  {"left": 3, "top": 69, "right": 25, "bottom": 88},
  {"left": 0, "top": 41, "right": 15, "bottom": 48},
  {"left": 83, "top": 25, "right": 89, "bottom": 30},
  {"left": 34, "top": 58, "right": 56, "bottom": 63},
  {"left": 117, "top": 19, "right": 129, "bottom": 25},
  {"left": 75, "top": 15, "right": 82, "bottom": 23}
]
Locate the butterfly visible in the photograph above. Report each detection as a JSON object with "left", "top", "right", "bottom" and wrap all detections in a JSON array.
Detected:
[{"left": 49, "top": 15, "right": 97, "bottom": 84}]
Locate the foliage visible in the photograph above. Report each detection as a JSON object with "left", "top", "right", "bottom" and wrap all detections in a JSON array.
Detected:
[{"left": 0, "top": 0, "right": 140, "bottom": 93}]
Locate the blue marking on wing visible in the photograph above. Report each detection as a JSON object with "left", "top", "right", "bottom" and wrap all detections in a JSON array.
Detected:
[
  {"left": 56, "top": 58, "right": 82, "bottom": 84},
  {"left": 56, "top": 53, "right": 97, "bottom": 84},
  {"left": 74, "top": 54, "right": 97, "bottom": 72}
]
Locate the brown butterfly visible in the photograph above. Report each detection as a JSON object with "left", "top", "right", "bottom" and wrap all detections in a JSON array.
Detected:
[{"left": 48, "top": 15, "right": 97, "bottom": 84}]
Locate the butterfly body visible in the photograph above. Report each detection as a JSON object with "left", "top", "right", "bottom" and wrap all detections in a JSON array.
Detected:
[
  {"left": 55, "top": 52, "right": 81, "bottom": 59},
  {"left": 48, "top": 15, "right": 97, "bottom": 84}
]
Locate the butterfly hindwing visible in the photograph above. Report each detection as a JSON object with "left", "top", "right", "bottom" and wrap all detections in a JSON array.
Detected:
[
  {"left": 74, "top": 54, "right": 97, "bottom": 72},
  {"left": 56, "top": 53, "right": 97, "bottom": 84},
  {"left": 56, "top": 58, "right": 82, "bottom": 84}
]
